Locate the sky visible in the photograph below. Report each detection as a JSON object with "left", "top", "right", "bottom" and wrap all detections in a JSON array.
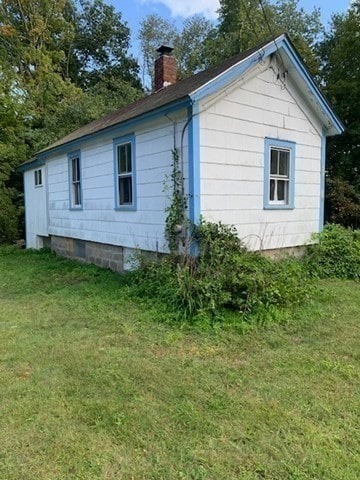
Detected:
[{"left": 111, "top": 0, "right": 351, "bottom": 57}]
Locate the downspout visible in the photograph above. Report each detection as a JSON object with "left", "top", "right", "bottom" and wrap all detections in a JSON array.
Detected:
[
  {"left": 187, "top": 100, "right": 200, "bottom": 227},
  {"left": 165, "top": 100, "right": 200, "bottom": 253}
]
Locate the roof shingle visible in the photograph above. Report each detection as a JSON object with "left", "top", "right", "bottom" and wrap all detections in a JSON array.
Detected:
[{"left": 37, "top": 40, "right": 268, "bottom": 156}]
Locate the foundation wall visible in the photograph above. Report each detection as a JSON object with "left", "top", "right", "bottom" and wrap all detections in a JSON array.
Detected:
[
  {"left": 47, "top": 235, "right": 160, "bottom": 272},
  {"left": 41, "top": 235, "right": 306, "bottom": 273},
  {"left": 50, "top": 235, "right": 124, "bottom": 271}
]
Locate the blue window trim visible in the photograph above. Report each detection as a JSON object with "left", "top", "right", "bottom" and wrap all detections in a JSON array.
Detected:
[
  {"left": 68, "top": 150, "right": 83, "bottom": 211},
  {"left": 264, "top": 138, "right": 296, "bottom": 210},
  {"left": 34, "top": 168, "right": 43, "bottom": 188},
  {"left": 113, "top": 134, "right": 136, "bottom": 211}
]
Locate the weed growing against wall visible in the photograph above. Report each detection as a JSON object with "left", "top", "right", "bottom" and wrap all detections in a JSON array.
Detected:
[
  {"left": 128, "top": 220, "right": 312, "bottom": 323},
  {"left": 306, "top": 224, "right": 360, "bottom": 279},
  {"left": 164, "top": 148, "right": 187, "bottom": 253}
]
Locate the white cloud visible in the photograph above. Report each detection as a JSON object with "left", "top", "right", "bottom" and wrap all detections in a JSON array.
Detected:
[{"left": 140, "top": 0, "right": 220, "bottom": 19}]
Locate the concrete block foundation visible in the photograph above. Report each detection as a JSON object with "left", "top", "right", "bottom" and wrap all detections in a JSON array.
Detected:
[{"left": 50, "top": 236, "right": 126, "bottom": 272}]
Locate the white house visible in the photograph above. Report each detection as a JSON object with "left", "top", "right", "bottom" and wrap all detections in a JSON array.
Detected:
[{"left": 20, "top": 34, "right": 343, "bottom": 271}]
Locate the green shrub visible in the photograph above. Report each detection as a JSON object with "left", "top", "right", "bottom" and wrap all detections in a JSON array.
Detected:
[
  {"left": 325, "top": 177, "right": 360, "bottom": 229},
  {"left": 306, "top": 224, "right": 360, "bottom": 279},
  {"left": 128, "top": 221, "right": 311, "bottom": 323},
  {"left": 0, "top": 189, "right": 19, "bottom": 244}
]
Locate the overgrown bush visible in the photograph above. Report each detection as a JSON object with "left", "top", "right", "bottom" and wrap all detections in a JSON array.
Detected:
[
  {"left": 306, "top": 224, "right": 360, "bottom": 279},
  {"left": 128, "top": 221, "right": 311, "bottom": 322},
  {"left": 325, "top": 177, "right": 360, "bottom": 228},
  {"left": 0, "top": 189, "right": 19, "bottom": 244}
]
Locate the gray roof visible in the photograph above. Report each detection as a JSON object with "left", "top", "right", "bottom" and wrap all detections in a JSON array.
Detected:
[{"left": 36, "top": 41, "right": 268, "bottom": 156}]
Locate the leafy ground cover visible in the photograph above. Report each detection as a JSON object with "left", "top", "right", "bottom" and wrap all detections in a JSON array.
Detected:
[{"left": 0, "top": 247, "right": 359, "bottom": 479}]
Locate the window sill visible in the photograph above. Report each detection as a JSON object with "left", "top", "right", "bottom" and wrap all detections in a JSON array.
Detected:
[
  {"left": 264, "top": 204, "right": 294, "bottom": 210},
  {"left": 114, "top": 205, "right": 137, "bottom": 212},
  {"left": 69, "top": 206, "right": 83, "bottom": 211}
]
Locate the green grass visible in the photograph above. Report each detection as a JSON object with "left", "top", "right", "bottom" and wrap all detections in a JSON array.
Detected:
[{"left": 0, "top": 247, "right": 359, "bottom": 479}]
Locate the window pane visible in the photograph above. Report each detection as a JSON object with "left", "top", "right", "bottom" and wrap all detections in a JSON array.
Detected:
[
  {"left": 72, "top": 157, "right": 80, "bottom": 182},
  {"left": 126, "top": 143, "right": 132, "bottom": 172},
  {"left": 74, "top": 183, "right": 81, "bottom": 206},
  {"left": 279, "top": 150, "right": 289, "bottom": 176},
  {"left": 34, "top": 169, "right": 42, "bottom": 186},
  {"left": 118, "top": 143, "right": 132, "bottom": 173},
  {"left": 118, "top": 145, "right": 126, "bottom": 173},
  {"left": 277, "top": 180, "right": 288, "bottom": 201},
  {"left": 119, "top": 176, "right": 132, "bottom": 205},
  {"left": 270, "top": 149, "right": 278, "bottom": 175},
  {"left": 270, "top": 179, "right": 275, "bottom": 201}
]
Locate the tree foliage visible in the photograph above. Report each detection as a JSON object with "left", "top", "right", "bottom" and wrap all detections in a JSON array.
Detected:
[
  {"left": 65, "top": 0, "right": 140, "bottom": 91},
  {"left": 138, "top": 13, "right": 214, "bottom": 89},
  {"left": 318, "top": 4, "right": 360, "bottom": 187},
  {"left": 0, "top": 0, "right": 142, "bottom": 242},
  {"left": 317, "top": 3, "right": 360, "bottom": 225},
  {"left": 138, "top": 13, "right": 177, "bottom": 88},
  {"left": 217, "top": 0, "right": 322, "bottom": 73}
]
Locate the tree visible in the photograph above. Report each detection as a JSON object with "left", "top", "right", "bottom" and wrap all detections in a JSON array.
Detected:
[
  {"left": 138, "top": 13, "right": 214, "bottom": 89},
  {"left": 317, "top": 3, "right": 360, "bottom": 225},
  {"left": 65, "top": 0, "right": 141, "bottom": 92},
  {"left": 0, "top": 0, "right": 143, "bottom": 242},
  {"left": 138, "top": 13, "right": 177, "bottom": 89},
  {"left": 0, "top": 64, "right": 29, "bottom": 241},
  {"left": 0, "top": 0, "right": 142, "bottom": 150},
  {"left": 218, "top": 0, "right": 273, "bottom": 57},
  {"left": 175, "top": 16, "right": 214, "bottom": 77},
  {"left": 217, "top": 0, "right": 322, "bottom": 73}
]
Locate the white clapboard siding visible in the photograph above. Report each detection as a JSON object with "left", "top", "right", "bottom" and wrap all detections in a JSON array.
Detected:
[
  {"left": 24, "top": 167, "right": 49, "bottom": 248},
  {"left": 199, "top": 65, "right": 322, "bottom": 250},
  {"left": 45, "top": 111, "right": 189, "bottom": 253}
]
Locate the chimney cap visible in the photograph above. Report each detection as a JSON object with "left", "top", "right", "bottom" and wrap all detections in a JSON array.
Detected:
[{"left": 156, "top": 45, "right": 174, "bottom": 56}]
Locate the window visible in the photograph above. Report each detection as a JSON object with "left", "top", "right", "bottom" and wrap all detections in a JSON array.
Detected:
[
  {"left": 270, "top": 148, "right": 289, "bottom": 203},
  {"left": 68, "top": 152, "right": 82, "bottom": 209},
  {"left": 114, "top": 135, "right": 136, "bottom": 210},
  {"left": 34, "top": 169, "right": 42, "bottom": 187},
  {"left": 264, "top": 138, "right": 295, "bottom": 209}
]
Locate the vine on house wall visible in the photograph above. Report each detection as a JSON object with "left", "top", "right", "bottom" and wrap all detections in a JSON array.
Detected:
[{"left": 165, "top": 148, "right": 187, "bottom": 253}]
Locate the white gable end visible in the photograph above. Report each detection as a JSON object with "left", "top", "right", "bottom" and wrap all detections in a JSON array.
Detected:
[{"left": 199, "top": 58, "right": 323, "bottom": 251}]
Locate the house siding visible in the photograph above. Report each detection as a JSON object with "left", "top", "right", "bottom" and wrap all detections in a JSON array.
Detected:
[
  {"left": 199, "top": 61, "right": 323, "bottom": 251},
  {"left": 43, "top": 111, "right": 189, "bottom": 255},
  {"left": 24, "top": 166, "right": 48, "bottom": 248}
]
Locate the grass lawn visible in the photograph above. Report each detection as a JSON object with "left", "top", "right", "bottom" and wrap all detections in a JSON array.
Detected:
[{"left": 0, "top": 247, "right": 359, "bottom": 479}]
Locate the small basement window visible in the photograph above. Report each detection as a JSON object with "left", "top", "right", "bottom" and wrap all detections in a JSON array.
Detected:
[{"left": 34, "top": 169, "right": 42, "bottom": 187}]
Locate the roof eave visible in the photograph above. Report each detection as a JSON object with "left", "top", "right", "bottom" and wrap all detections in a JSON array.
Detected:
[
  {"left": 189, "top": 33, "right": 344, "bottom": 136},
  {"left": 280, "top": 37, "right": 344, "bottom": 136},
  {"left": 19, "top": 96, "right": 192, "bottom": 172}
]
